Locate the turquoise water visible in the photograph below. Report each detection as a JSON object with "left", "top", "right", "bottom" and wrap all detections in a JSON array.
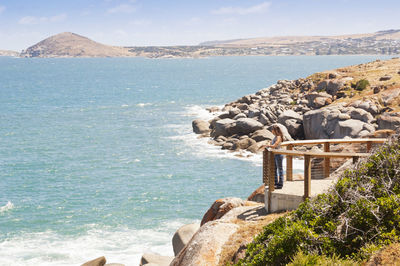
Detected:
[{"left": 0, "top": 55, "right": 390, "bottom": 265}]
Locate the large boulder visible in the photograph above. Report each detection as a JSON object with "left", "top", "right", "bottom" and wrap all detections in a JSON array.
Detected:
[
  {"left": 247, "top": 184, "right": 265, "bottom": 203},
  {"left": 303, "top": 107, "right": 375, "bottom": 139},
  {"left": 316, "top": 79, "right": 345, "bottom": 96},
  {"left": 211, "top": 118, "right": 235, "bottom": 137},
  {"left": 305, "top": 92, "right": 332, "bottom": 108},
  {"left": 232, "top": 138, "right": 256, "bottom": 150},
  {"left": 200, "top": 198, "right": 245, "bottom": 226},
  {"left": 278, "top": 110, "right": 304, "bottom": 139},
  {"left": 192, "top": 119, "right": 210, "bottom": 134},
  {"left": 170, "top": 221, "right": 239, "bottom": 266},
  {"left": 172, "top": 223, "right": 200, "bottom": 256},
  {"left": 377, "top": 113, "right": 400, "bottom": 130},
  {"left": 250, "top": 129, "right": 275, "bottom": 142},
  {"left": 266, "top": 123, "right": 294, "bottom": 141},
  {"left": 140, "top": 253, "right": 174, "bottom": 266},
  {"left": 348, "top": 108, "right": 374, "bottom": 123},
  {"left": 82, "top": 257, "right": 106, "bottom": 266},
  {"left": 229, "top": 118, "right": 263, "bottom": 136}
]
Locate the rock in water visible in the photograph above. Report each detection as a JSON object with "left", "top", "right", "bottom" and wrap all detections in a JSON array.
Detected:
[
  {"left": 211, "top": 118, "right": 236, "bottom": 137},
  {"left": 192, "top": 119, "right": 210, "bottom": 134},
  {"left": 140, "top": 253, "right": 174, "bottom": 266},
  {"left": 172, "top": 223, "right": 200, "bottom": 256},
  {"left": 81, "top": 256, "right": 106, "bottom": 266}
]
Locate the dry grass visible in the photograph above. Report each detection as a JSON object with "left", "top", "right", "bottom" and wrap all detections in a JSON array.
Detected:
[
  {"left": 366, "top": 243, "right": 400, "bottom": 266},
  {"left": 218, "top": 211, "right": 286, "bottom": 265}
]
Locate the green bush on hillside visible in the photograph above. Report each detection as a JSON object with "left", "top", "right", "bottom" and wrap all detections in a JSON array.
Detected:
[
  {"left": 236, "top": 136, "right": 400, "bottom": 266},
  {"left": 353, "top": 79, "right": 370, "bottom": 91}
]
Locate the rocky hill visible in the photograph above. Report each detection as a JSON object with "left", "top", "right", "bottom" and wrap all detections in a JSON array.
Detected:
[
  {"left": 18, "top": 30, "right": 400, "bottom": 58},
  {"left": 20, "top": 32, "right": 132, "bottom": 58}
]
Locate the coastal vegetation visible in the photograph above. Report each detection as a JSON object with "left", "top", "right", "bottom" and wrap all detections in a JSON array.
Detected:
[{"left": 235, "top": 135, "right": 400, "bottom": 265}]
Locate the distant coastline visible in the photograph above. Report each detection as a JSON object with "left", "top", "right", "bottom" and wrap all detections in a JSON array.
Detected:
[{"left": 2, "top": 29, "right": 400, "bottom": 59}]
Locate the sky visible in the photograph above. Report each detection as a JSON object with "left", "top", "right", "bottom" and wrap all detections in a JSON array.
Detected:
[{"left": 0, "top": 0, "right": 400, "bottom": 51}]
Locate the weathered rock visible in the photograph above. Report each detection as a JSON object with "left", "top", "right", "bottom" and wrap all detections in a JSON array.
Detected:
[
  {"left": 222, "top": 142, "right": 234, "bottom": 150},
  {"left": 82, "top": 257, "right": 106, "bottom": 266},
  {"left": 379, "top": 75, "right": 392, "bottom": 81},
  {"left": 349, "top": 108, "right": 374, "bottom": 123},
  {"left": 247, "top": 184, "right": 265, "bottom": 203},
  {"left": 172, "top": 223, "right": 200, "bottom": 256},
  {"left": 104, "top": 264, "right": 124, "bottom": 266},
  {"left": 232, "top": 138, "right": 256, "bottom": 150},
  {"left": 377, "top": 113, "right": 400, "bottom": 130},
  {"left": 350, "top": 100, "right": 380, "bottom": 115},
  {"left": 192, "top": 119, "right": 210, "bottom": 134},
  {"left": 200, "top": 198, "right": 245, "bottom": 226},
  {"left": 303, "top": 108, "right": 374, "bottom": 139},
  {"left": 277, "top": 110, "right": 302, "bottom": 122},
  {"left": 251, "top": 129, "right": 274, "bottom": 142},
  {"left": 229, "top": 118, "right": 263, "bottom": 136},
  {"left": 316, "top": 79, "right": 345, "bottom": 96},
  {"left": 381, "top": 88, "right": 400, "bottom": 105},
  {"left": 305, "top": 92, "right": 332, "bottom": 108},
  {"left": 266, "top": 123, "right": 294, "bottom": 141},
  {"left": 211, "top": 118, "right": 235, "bottom": 137},
  {"left": 170, "top": 221, "right": 239, "bottom": 266},
  {"left": 233, "top": 113, "right": 247, "bottom": 120},
  {"left": 258, "top": 113, "right": 270, "bottom": 125},
  {"left": 140, "top": 253, "right": 174, "bottom": 266}
]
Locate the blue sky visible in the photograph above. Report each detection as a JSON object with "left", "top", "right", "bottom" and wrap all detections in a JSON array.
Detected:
[{"left": 0, "top": 0, "right": 399, "bottom": 51}]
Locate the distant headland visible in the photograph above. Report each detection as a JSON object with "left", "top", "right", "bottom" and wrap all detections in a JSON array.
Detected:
[{"left": 2, "top": 30, "right": 400, "bottom": 58}]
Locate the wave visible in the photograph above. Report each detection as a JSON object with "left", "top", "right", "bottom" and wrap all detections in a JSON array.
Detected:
[
  {"left": 0, "top": 201, "right": 14, "bottom": 213},
  {"left": 136, "top": 103, "right": 152, "bottom": 107},
  {"left": 0, "top": 219, "right": 197, "bottom": 266}
]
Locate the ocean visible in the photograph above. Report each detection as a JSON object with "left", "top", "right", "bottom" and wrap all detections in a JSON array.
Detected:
[{"left": 0, "top": 55, "right": 390, "bottom": 265}]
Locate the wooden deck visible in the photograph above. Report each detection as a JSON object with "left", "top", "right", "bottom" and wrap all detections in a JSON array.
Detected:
[{"left": 263, "top": 138, "right": 387, "bottom": 213}]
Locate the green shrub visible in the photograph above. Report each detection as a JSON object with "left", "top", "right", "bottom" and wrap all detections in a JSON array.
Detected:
[
  {"left": 354, "top": 79, "right": 370, "bottom": 91},
  {"left": 236, "top": 136, "right": 400, "bottom": 265},
  {"left": 287, "top": 251, "right": 360, "bottom": 266}
]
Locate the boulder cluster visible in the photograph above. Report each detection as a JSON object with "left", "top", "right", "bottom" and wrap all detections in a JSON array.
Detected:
[{"left": 192, "top": 77, "right": 400, "bottom": 154}]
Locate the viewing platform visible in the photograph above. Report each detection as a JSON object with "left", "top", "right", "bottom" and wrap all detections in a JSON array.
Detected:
[{"left": 263, "top": 138, "right": 387, "bottom": 213}]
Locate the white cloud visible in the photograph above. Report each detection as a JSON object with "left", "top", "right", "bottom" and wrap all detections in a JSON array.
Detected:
[
  {"left": 0, "top": 6, "right": 5, "bottom": 14},
  {"left": 212, "top": 2, "right": 271, "bottom": 15},
  {"left": 18, "top": 14, "right": 67, "bottom": 25},
  {"left": 107, "top": 4, "right": 136, "bottom": 14}
]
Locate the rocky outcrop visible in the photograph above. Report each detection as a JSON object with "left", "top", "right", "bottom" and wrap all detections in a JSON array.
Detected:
[
  {"left": 81, "top": 257, "right": 106, "bottom": 266},
  {"left": 377, "top": 113, "right": 400, "bottom": 130},
  {"left": 192, "top": 119, "right": 210, "bottom": 134},
  {"left": 303, "top": 106, "right": 375, "bottom": 139},
  {"left": 201, "top": 198, "right": 245, "bottom": 226},
  {"left": 140, "top": 253, "right": 174, "bottom": 266},
  {"left": 247, "top": 185, "right": 265, "bottom": 203},
  {"left": 172, "top": 223, "right": 200, "bottom": 256},
  {"left": 170, "top": 221, "right": 239, "bottom": 266}
]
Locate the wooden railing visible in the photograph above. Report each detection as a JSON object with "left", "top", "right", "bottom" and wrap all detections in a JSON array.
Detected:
[{"left": 263, "top": 138, "right": 387, "bottom": 212}]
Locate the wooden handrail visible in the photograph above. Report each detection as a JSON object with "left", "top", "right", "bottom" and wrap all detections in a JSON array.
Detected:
[
  {"left": 268, "top": 148, "right": 370, "bottom": 158},
  {"left": 280, "top": 138, "right": 386, "bottom": 147},
  {"left": 264, "top": 137, "right": 388, "bottom": 213}
]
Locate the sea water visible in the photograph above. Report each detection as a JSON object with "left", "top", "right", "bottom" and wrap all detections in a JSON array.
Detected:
[{"left": 0, "top": 55, "right": 390, "bottom": 265}]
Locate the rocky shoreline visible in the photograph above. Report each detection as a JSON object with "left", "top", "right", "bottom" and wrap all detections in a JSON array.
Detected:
[
  {"left": 81, "top": 58, "right": 400, "bottom": 266},
  {"left": 192, "top": 58, "right": 400, "bottom": 155}
]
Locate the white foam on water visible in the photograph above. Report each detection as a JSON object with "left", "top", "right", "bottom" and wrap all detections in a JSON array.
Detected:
[
  {"left": 136, "top": 103, "right": 152, "bottom": 107},
  {"left": 0, "top": 219, "right": 197, "bottom": 266},
  {"left": 0, "top": 201, "right": 14, "bottom": 213}
]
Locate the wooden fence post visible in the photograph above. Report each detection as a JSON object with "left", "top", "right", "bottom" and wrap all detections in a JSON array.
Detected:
[
  {"left": 304, "top": 155, "right": 311, "bottom": 200},
  {"left": 286, "top": 144, "right": 293, "bottom": 181},
  {"left": 324, "top": 142, "right": 330, "bottom": 178},
  {"left": 367, "top": 141, "right": 372, "bottom": 153},
  {"left": 267, "top": 150, "right": 275, "bottom": 213},
  {"left": 263, "top": 149, "right": 268, "bottom": 184}
]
